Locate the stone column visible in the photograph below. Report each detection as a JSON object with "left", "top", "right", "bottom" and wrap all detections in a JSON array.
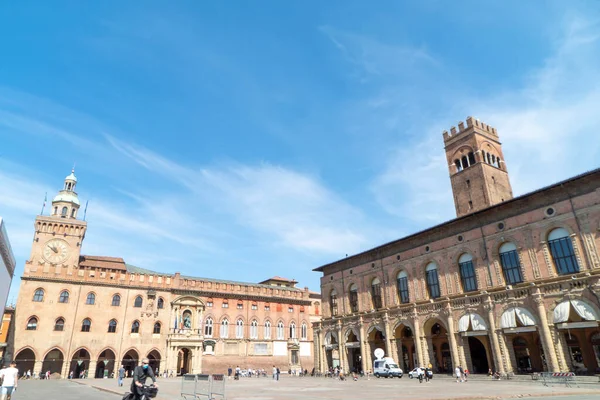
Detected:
[
  {"left": 319, "top": 329, "right": 327, "bottom": 372},
  {"left": 337, "top": 321, "right": 346, "bottom": 372},
  {"left": 87, "top": 360, "right": 97, "bottom": 379},
  {"left": 485, "top": 299, "right": 505, "bottom": 374},
  {"left": 383, "top": 313, "right": 392, "bottom": 357},
  {"left": 359, "top": 317, "right": 367, "bottom": 373},
  {"left": 33, "top": 360, "right": 43, "bottom": 377},
  {"left": 444, "top": 309, "right": 460, "bottom": 370},
  {"left": 533, "top": 290, "right": 560, "bottom": 372},
  {"left": 412, "top": 312, "right": 424, "bottom": 367}
]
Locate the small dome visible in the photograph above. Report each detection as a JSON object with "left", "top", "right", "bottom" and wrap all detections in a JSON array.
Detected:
[
  {"left": 65, "top": 169, "right": 77, "bottom": 182},
  {"left": 53, "top": 191, "right": 80, "bottom": 206}
]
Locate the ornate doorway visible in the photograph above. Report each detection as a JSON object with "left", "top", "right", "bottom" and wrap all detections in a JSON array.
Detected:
[{"left": 177, "top": 348, "right": 192, "bottom": 375}]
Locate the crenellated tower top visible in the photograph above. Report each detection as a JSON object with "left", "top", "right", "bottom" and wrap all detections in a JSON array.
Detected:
[{"left": 443, "top": 116, "right": 498, "bottom": 144}]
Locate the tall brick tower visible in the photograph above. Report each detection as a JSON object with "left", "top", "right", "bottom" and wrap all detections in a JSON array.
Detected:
[{"left": 443, "top": 116, "right": 513, "bottom": 218}]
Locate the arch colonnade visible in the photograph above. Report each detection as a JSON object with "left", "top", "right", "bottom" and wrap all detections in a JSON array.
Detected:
[
  {"left": 13, "top": 346, "right": 165, "bottom": 379},
  {"left": 314, "top": 286, "right": 600, "bottom": 376}
]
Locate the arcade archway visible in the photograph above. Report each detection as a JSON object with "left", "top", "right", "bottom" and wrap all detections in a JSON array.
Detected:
[
  {"left": 147, "top": 350, "right": 162, "bottom": 375},
  {"left": 367, "top": 326, "right": 386, "bottom": 362},
  {"left": 96, "top": 349, "right": 116, "bottom": 378},
  {"left": 344, "top": 328, "right": 361, "bottom": 373},
  {"left": 42, "top": 348, "right": 64, "bottom": 377},
  {"left": 324, "top": 331, "right": 339, "bottom": 370},
  {"left": 122, "top": 349, "right": 139, "bottom": 378},
  {"left": 393, "top": 323, "right": 415, "bottom": 371},
  {"left": 15, "top": 348, "right": 36, "bottom": 377},
  {"left": 424, "top": 319, "right": 450, "bottom": 373},
  {"left": 467, "top": 337, "right": 490, "bottom": 374},
  {"left": 69, "top": 348, "right": 91, "bottom": 379}
]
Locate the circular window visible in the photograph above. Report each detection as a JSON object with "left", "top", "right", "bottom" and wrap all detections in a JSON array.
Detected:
[
  {"left": 425, "top": 246, "right": 430, "bottom": 253},
  {"left": 546, "top": 207, "right": 555, "bottom": 216},
  {"left": 457, "top": 235, "right": 463, "bottom": 242},
  {"left": 497, "top": 222, "right": 505, "bottom": 230}
]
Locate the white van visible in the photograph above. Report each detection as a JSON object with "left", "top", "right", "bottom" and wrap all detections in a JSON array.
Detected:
[{"left": 373, "top": 357, "right": 403, "bottom": 378}]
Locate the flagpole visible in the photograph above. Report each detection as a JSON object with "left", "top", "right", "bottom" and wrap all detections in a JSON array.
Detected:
[
  {"left": 40, "top": 192, "right": 47, "bottom": 215},
  {"left": 83, "top": 200, "right": 89, "bottom": 221}
]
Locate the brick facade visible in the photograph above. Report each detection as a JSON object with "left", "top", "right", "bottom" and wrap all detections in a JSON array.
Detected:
[{"left": 315, "top": 117, "right": 600, "bottom": 376}]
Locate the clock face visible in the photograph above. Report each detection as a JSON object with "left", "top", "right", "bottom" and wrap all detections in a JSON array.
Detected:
[{"left": 43, "top": 239, "right": 70, "bottom": 264}]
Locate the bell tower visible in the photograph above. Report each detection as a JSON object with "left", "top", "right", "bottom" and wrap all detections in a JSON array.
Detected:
[
  {"left": 443, "top": 116, "right": 513, "bottom": 218},
  {"left": 27, "top": 169, "right": 87, "bottom": 272}
]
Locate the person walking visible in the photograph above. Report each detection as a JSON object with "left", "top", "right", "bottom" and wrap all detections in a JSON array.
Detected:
[
  {"left": 118, "top": 365, "right": 126, "bottom": 387},
  {"left": 463, "top": 368, "right": 469, "bottom": 382},
  {"left": 227, "top": 366, "right": 232, "bottom": 380},
  {"left": 272, "top": 366, "right": 277, "bottom": 380},
  {"left": 455, "top": 366, "right": 463, "bottom": 383},
  {"left": 26, "top": 370, "right": 31, "bottom": 380},
  {"left": 0, "top": 361, "right": 19, "bottom": 400},
  {"left": 415, "top": 366, "right": 424, "bottom": 383},
  {"left": 276, "top": 367, "right": 280, "bottom": 381},
  {"left": 130, "top": 358, "right": 158, "bottom": 400}
]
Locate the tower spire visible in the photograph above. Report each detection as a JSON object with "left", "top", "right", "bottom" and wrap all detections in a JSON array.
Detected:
[{"left": 50, "top": 169, "right": 81, "bottom": 219}]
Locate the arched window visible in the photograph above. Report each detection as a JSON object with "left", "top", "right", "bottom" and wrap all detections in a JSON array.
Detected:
[
  {"left": 250, "top": 320, "right": 258, "bottom": 339},
  {"left": 277, "top": 321, "right": 284, "bottom": 340},
  {"left": 112, "top": 294, "right": 121, "bottom": 307},
  {"left": 481, "top": 150, "right": 487, "bottom": 163},
  {"left": 349, "top": 283, "right": 359, "bottom": 312},
  {"left": 131, "top": 320, "right": 140, "bottom": 334},
  {"left": 371, "top": 278, "right": 382, "bottom": 309},
  {"left": 108, "top": 319, "right": 117, "bottom": 333},
  {"left": 236, "top": 319, "right": 244, "bottom": 339},
  {"left": 548, "top": 228, "right": 579, "bottom": 275},
  {"left": 61, "top": 207, "right": 68, "bottom": 216},
  {"left": 54, "top": 318, "right": 65, "bottom": 331},
  {"left": 468, "top": 152, "right": 475, "bottom": 166},
  {"left": 157, "top": 298, "right": 164, "bottom": 309},
  {"left": 397, "top": 271, "right": 410, "bottom": 304},
  {"left": 71, "top": 208, "right": 76, "bottom": 218},
  {"left": 134, "top": 296, "right": 143, "bottom": 308},
  {"left": 59, "top": 290, "right": 69, "bottom": 303},
  {"left": 329, "top": 290, "right": 338, "bottom": 316},
  {"left": 461, "top": 156, "right": 469, "bottom": 169},
  {"left": 458, "top": 254, "right": 477, "bottom": 292},
  {"left": 81, "top": 318, "right": 91, "bottom": 332},
  {"left": 454, "top": 159, "right": 463, "bottom": 172},
  {"left": 33, "top": 289, "right": 44, "bottom": 302},
  {"left": 220, "top": 319, "right": 229, "bottom": 338},
  {"left": 204, "top": 318, "right": 213, "bottom": 338},
  {"left": 301, "top": 322, "right": 307, "bottom": 340},
  {"left": 27, "top": 317, "right": 38, "bottom": 331},
  {"left": 487, "top": 153, "right": 492, "bottom": 164},
  {"left": 264, "top": 320, "right": 271, "bottom": 339},
  {"left": 153, "top": 322, "right": 161, "bottom": 334},
  {"left": 289, "top": 322, "right": 296, "bottom": 339},
  {"left": 86, "top": 293, "right": 96, "bottom": 305},
  {"left": 426, "top": 262, "right": 441, "bottom": 299},
  {"left": 499, "top": 242, "right": 523, "bottom": 284}
]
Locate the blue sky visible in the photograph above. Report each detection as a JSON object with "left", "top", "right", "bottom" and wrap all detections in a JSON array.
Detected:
[{"left": 2, "top": 1, "right": 600, "bottom": 303}]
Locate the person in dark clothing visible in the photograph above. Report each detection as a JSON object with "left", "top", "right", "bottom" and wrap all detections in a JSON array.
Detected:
[{"left": 130, "top": 358, "right": 158, "bottom": 399}]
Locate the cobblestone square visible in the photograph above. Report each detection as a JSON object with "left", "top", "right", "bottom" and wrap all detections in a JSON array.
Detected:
[{"left": 13, "top": 376, "right": 600, "bottom": 400}]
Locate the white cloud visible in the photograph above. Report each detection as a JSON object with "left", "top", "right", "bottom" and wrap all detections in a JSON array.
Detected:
[{"left": 368, "top": 16, "right": 600, "bottom": 226}]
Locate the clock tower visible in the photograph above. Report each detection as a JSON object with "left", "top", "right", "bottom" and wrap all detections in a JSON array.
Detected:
[{"left": 29, "top": 170, "right": 87, "bottom": 271}]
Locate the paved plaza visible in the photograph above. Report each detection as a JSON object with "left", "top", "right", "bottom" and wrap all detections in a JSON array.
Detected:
[{"left": 12, "top": 376, "right": 600, "bottom": 400}]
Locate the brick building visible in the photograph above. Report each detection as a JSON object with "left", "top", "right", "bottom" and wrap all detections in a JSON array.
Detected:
[
  {"left": 314, "top": 116, "right": 600, "bottom": 376},
  {"left": 12, "top": 170, "right": 319, "bottom": 378}
]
